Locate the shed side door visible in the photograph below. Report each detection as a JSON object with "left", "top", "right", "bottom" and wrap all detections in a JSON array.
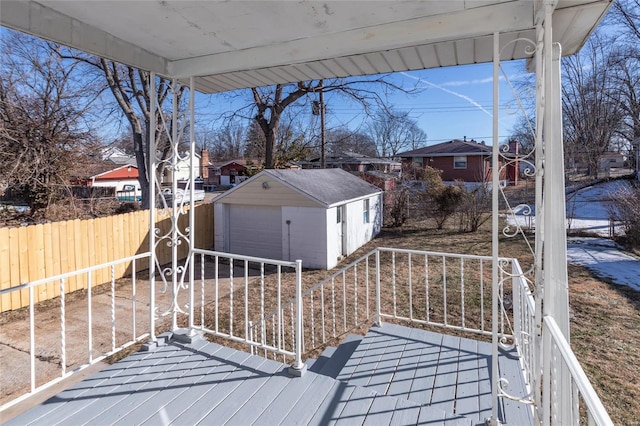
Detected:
[{"left": 228, "top": 205, "right": 283, "bottom": 260}]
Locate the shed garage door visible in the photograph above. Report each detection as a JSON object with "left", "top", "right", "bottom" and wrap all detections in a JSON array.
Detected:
[{"left": 228, "top": 205, "right": 282, "bottom": 260}]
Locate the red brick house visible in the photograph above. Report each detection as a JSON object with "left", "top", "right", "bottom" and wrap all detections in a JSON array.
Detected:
[
  {"left": 398, "top": 139, "right": 519, "bottom": 186},
  {"left": 299, "top": 152, "right": 401, "bottom": 174},
  {"left": 207, "top": 160, "right": 249, "bottom": 186}
]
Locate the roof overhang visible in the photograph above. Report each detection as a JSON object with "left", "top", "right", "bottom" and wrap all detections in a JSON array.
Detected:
[{"left": 1, "top": 1, "right": 612, "bottom": 94}]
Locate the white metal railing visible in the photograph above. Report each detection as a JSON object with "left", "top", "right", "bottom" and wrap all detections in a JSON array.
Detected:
[
  {"left": 542, "top": 316, "right": 613, "bottom": 426},
  {"left": 376, "top": 247, "right": 512, "bottom": 338},
  {"left": 250, "top": 247, "right": 516, "bottom": 361},
  {"left": 190, "top": 249, "right": 303, "bottom": 370},
  {"left": 0, "top": 252, "right": 152, "bottom": 412},
  {"left": 511, "top": 260, "right": 538, "bottom": 401},
  {"left": 249, "top": 250, "right": 378, "bottom": 361}
]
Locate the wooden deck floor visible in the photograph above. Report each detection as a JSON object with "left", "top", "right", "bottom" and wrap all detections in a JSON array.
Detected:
[{"left": 3, "top": 323, "right": 534, "bottom": 426}]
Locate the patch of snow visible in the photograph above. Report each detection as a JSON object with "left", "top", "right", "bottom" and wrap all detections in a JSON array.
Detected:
[
  {"left": 567, "top": 237, "right": 640, "bottom": 292},
  {"left": 506, "top": 180, "right": 633, "bottom": 237}
]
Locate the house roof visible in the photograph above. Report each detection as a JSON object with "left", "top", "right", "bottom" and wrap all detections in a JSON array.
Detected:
[
  {"left": 398, "top": 139, "right": 492, "bottom": 158},
  {"left": 210, "top": 160, "right": 249, "bottom": 169},
  {"left": 302, "top": 152, "right": 401, "bottom": 167},
  {"left": 91, "top": 165, "right": 139, "bottom": 180},
  {"left": 218, "top": 168, "right": 382, "bottom": 207},
  {"left": 1, "top": 1, "right": 612, "bottom": 94}
]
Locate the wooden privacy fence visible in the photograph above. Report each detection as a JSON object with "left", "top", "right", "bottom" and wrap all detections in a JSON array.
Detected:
[{"left": 0, "top": 203, "right": 214, "bottom": 312}]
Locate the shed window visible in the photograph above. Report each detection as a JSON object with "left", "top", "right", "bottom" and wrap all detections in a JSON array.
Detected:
[
  {"left": 453, "top": 156, "right": 467, "bottom": 169},
  {"left": 229, "top": 168, "right": 237, "bottom": 176},
  {"left": 363, "top": 199, "right": 370, "bottom": 223}
]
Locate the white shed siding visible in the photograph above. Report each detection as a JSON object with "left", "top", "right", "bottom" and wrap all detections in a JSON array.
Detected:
[
  {"left": 281, "top": 206, "right": 327, "bottom": 268},
  {"left": 325, "top": 206, "right": 344, "bottom": 270},
  {"left": 217, "top": 178, "right": 321, "bottom": 208},
  {"left": 343, "top": 194, "right": 382, "bottom": 256}
]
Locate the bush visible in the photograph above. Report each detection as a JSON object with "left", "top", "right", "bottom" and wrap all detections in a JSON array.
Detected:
[
  {"left": 456, "top": 184, "right": 491, "bottom": 232},
  {"left": 608, "top": 182, "right": 640, "bottom": 248},
  {"left": 384, "top": 188, "right": 409, "bottom": 228}
]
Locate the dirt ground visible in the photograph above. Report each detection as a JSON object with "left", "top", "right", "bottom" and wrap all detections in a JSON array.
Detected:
[{"left": 1, "top": 218, "right": 638, "bottom": 424}]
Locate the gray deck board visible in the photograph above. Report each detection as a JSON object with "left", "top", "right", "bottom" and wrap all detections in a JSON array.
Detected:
[
  {"left": 147, "top": 350, "right": 267, "bottom": 425},
  {"left": 279, "top": 374, "right": 342, "bottom": 425},
  {"left": 5, "top": 323, "right": 533, "bottom": 426},
  {"left": 430, "top": 333, "right": 462, "bottom": 413},
  {"left": 497, "top": 347, "right": 535, "bottom": 425},
  {"left": 103, "top": 342, "right": 237, "bottom": 424},
  {"left": 390, "top": 396, "right": 421, "bottom": 425},
  {"left": 408, "top": 330, "right": 443, "bottom": 405},
  {"left": 333, "top": 385, "right": 377, "bottom": 425},
  {"left": 306, "top": 381, "right": 356, "bottom": 425},
  {"left": 251, "top": 371, "right": 327, "bottom": 425},
  {"left": 477, "top": 340, "right": 494, "bottom": 423},
  {"left": 454, "top": 338, "right": 481, "bottom": 423},
  {"left": 362, "top": 392, "right": 399, "bottom": 425},
  {"left": 7, "top": 345, "right": 176, "bottom": 426}
]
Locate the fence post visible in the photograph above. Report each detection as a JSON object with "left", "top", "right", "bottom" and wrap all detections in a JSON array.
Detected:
[{"left": 288, "top": 260, "right": 306, "bottom": 377}]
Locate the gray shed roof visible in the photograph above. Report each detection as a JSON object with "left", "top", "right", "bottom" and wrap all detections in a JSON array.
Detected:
[{"left": 221, "top": 168, "right": 383, "bottom": 207}]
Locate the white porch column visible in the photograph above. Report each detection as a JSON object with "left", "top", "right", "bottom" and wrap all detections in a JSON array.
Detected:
[
  {"left": 489, "top": 30, "right": 500, "bottom": 426},
  {"left": 542, "top": 41, "right": 569, "bottom": 338},
  {"left": 149, "top": 73, "right": 157, "bottom": 341}
]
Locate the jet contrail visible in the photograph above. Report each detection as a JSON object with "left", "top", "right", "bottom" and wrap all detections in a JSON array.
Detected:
[{"left": 401, "top": 72, "right": 493, "bottom": 118}]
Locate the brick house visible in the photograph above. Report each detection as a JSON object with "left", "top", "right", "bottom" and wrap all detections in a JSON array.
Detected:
[
  {"left": 398, "top": 138, "right": 519, "bottom": 186},
  {"left": 299, "top": 152, "right": 401, "bottom": 174},
  {"left": 207, "top": 160, "right": 249, "bottom": 186}
]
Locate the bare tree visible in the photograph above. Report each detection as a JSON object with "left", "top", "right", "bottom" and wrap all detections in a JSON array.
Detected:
[
  {"left": 368, "top": 108, "right": 427, "bottom": 157},
  {"left": 562, "top": 33, "right": 625, "bottom": 176},
  {"left": 327, "top": 127, "right": 377, "bottom": 157},
  {"left": 610, "top": 0, "right": 640, "bottom": 43},
  {"left": 204, "top": 120, "right": 247, "bottom": 161},
  {"left": 60, "top": 50, "right": 188, "bottom": 208},
  {"left": 225, "top": 77, "right": 418, "bottom": 168},
  {"left": 0, "top": 31, "right": 100, "bottom": 214}
]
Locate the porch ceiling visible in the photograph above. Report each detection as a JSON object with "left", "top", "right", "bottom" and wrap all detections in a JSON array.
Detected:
[{"left": 1, "top": 1, "right": 612, "bottom": 94}]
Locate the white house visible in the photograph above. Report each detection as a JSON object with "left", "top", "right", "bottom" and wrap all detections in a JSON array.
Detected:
[
  {"left": 163, "top": 151, "right": 201, "bottom": 183},
  {"left": 89, "top": 165, "right": 140, "bottom": 192},
  {"left": 214, "top": 169, "right": 383, "bottom": 269}
]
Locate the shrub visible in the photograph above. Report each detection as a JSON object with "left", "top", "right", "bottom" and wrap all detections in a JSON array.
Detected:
[{"left": 608, "top": 182, "right": 640, "bottom": 248}]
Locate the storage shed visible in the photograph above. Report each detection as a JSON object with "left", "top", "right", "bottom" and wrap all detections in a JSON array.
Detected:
[{"left": 214, "top": 169, "right": 383, "bottom": 269}]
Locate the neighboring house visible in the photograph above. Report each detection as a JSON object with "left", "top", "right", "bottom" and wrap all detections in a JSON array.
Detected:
[
  {"left": 299, "top": 152, "right": 401, "bottom": 174},
  {"left": 102, "top": 146, "right": 137, "bottom": 166},
  {"left": 207, "top": 160, "right": 249, "bottom": 186},
  {"left": 89, "top": 165, "right": 140, "bottom": 192},
  {"left": 213, "top": 168, "right": 383, "bottom": 269},
  {"left": 599, "top": 152, "right": 626, "bottom": 170},
  {"left": 398, "top": 138, "right": 519, "bottom": 186},
  {"left": 163, "top": 151, "right": 201, "bottom": 184}
]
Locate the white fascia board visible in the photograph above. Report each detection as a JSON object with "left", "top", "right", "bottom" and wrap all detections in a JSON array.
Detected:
[
  {"left": 1, "top": 1, "right": 168, "bottom": 76},
  {"left": 167, "top": 1, "right": 534, "bottom": 78},
  {"left": 90, "top": 164, "right": 136, "bottom": 179},
  {"left": 327, "top": 191, "right": 384, "bottom": 210}
]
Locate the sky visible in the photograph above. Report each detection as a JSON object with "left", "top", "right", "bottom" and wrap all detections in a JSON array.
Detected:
[
  {"left": 329, "top": 60, "right": 529, "bottom": 147},
  {"left": 193, "top": 60, "right": 531, "bottom": 149}
]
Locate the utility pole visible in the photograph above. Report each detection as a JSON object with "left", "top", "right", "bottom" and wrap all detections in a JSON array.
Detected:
[{"left": 313, "top": 80, "right": 327, "bottom": 168}]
